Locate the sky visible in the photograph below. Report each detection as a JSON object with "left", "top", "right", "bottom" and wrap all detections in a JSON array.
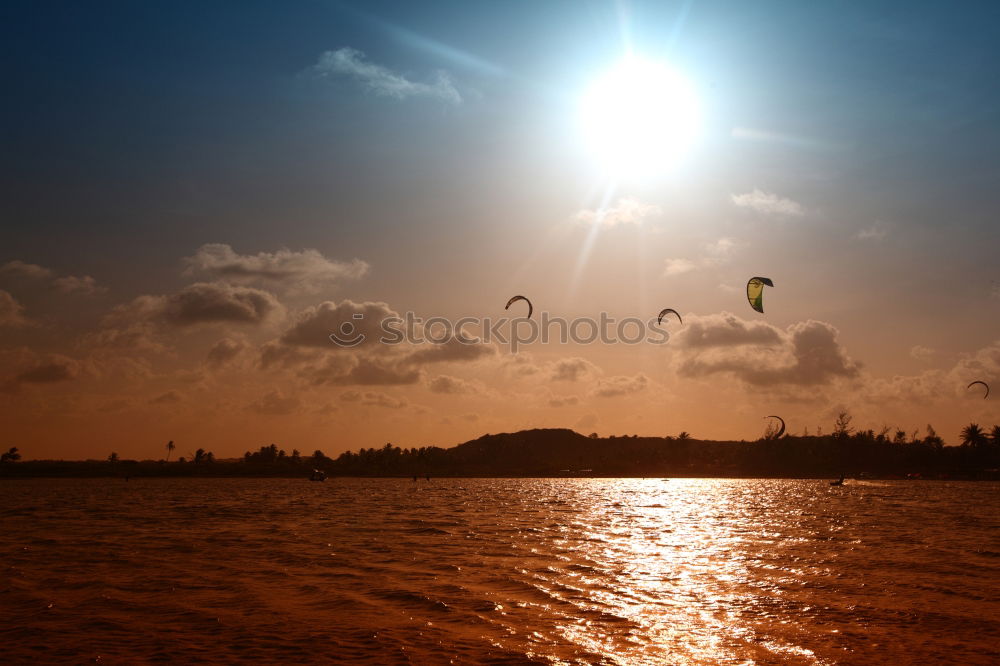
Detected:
[{"left": 2, "top": 0, "right": 999, "bottom": 460}]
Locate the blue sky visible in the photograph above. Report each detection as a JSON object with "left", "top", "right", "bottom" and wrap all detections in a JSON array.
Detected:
[{"left": 2, "top": 1, "right": 999, "bottom": 456}]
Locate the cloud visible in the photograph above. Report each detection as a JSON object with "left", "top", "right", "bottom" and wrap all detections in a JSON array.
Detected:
[
  {"left": 550, "top": 357, "right": 599, "bottom": 382},
  {"left": 1, "top": 260, "right": 53, "bottom": 280},
  {"left": 0, "top": 290, "right": 29, "bottom": 327},
  {"left": 910, "top": 345, "right": 936, "bottom": 362},
  {"left": 548, "top": 395, "right": 579, "bottom": 407},
  {"left": 428, "top": 374, "right": 477, "bottom": 394},
  {"left": 663, "top": 258, "right": 697, "bottom": 276},
  {"left": 403, "top": 337, "right": 496, "bottom": 365},
  {"left": 951, "top": 340, "right": 1000, "bottom": 385},
  {"left": 339, "top": 390, "right": 408, "bottom": 409},
  {"left": 673, "top": 312, "right": 783, "bottom": 349},
  {"left": 149, "top": 390, "right": 183, "bottom": 405},
  {"left": 592, "top": 373, "right": 649, "bottom": 398},
  {"left": 140, "top": 282, "right": 281, "bottom": 326},
  {"left": 1, "top": 260, "right": 103, "bottom": 295},
  {"left": 856, "top": 221, "right": 888, "bottom": 241},
  {"left": 663, "top": 237, "right": 738, "bottom": 277},
  {"left": 731, "top": 189, "right": 804, "bottom": 216},
  {"left": 313, "top": 47, "right": 461, "bottom": 104},
  {"left": 674, "top": 314, "right": 859, "bottom": 386},
  {"left": 281, "top": 300, "right": 397, "bottom": 348},
  {"left": 502, "top": 352, "right": 541, "bottom": 377},
  {"left": 206, "top": 337, "right": 248, "bottom": 367},
  {"left": 248, "top": 390, "right": 301, "bottom": 416},
  {"left": 704, "top": 237, "right": 737, "bottom": 262},
  {"left": 573, "top": 198, "right": 661, "bottom": 227},
  {"left": 329, "top": 356, "right": 421, "bottom": 385},
  {"left": 51, "top": 275, "right": 105, "bottom": 295},
  {"left": 14, "top": 355, "right": 80, "bottom": 385},
  {"left": 184, "top": 244, "right": 368, "bottom": 291}
]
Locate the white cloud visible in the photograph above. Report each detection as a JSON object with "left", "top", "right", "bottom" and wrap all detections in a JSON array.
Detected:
[
  {"left": 663, "top": 237, "right": 738, "bottom": 277},
  {"left": 663, "top": 258, "right": 697, "bottom": 276},
  {"left": 574, "top": 198, "right": 661, "bottom": 227},
  {"left": 704, "top": 237, "right": 737, "bottom": 262},
  {"left": 856, "top": 221, "right": 888, "bottom": 241},
  {"left": 731, "top": 189, "right": 804, "bottom": 216},
  {"left": 185, "top": 244, "right": 368, "bottom": 291},
  {"left": 313, "top": 47, "right": 461, "bottom": 104}
]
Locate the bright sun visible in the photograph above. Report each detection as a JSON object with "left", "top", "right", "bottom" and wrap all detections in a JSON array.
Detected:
[{"left": 579, "top": 58, "right": 701, "bottom": 180}]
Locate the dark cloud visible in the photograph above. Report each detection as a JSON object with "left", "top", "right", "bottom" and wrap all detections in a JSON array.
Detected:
[
  {"left": 206, "top": 337, "right": 247, "bottom": 367},
  {"left": 592, "top": 373, "right": 649, "bottom": 398},
  {"left": 248, "top": 390, "right": 301, "bottom": 416},
  {"left": 281, "top": 300, "right": 397, "bottom": 348},
  {"left": 673, "top": 312, "right": 782, "bottom": 349},
  {"left": 161, "top": 283, "right": 280, "bottom": 326},
  {"left": 328, "top": 357, "right": 421, "bottom": 386},
  {"left": 124, "top": 282, "right": 281, "bottom": 327},
  {"left": 339, "top": 390, "right": 408, "bottom": 409},
  {"left": 0, "top": 260, "right": 53, "bottom": 280},
  {"left": 52, "top": 275, "right": 104, "bottom": 295},
  {"left": 676, "top": 318, "right": 859, "bottom": 386},
  {"left": 550, "top": 357, "right": 598, "bottom": 382},
  {"left": 404, "top": 337, "right": 496, "bottom": 365},
  {"left": 428, "top": 375, "right": 476, "bottom": 394},
  {"left": 149, "top": 390, "right": 182, "bottom": 405},
  {"left": 1, "top": 260, "right": 103, "bottom": 295},
  {"left": 14, "top": 356, "right": 80, "bottom": 384},
  {"left": 0, "top": 290, "right": 28, "bottom": 327}
]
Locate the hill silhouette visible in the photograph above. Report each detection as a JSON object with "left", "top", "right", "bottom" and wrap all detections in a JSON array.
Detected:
[{"left": 3, "top": 423, "right": 999, "bottom": 479}]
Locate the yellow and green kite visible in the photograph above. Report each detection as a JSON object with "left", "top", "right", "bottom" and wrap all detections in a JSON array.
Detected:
[{"left": 746, "top": 277, "right": 774, "bottom": 313}]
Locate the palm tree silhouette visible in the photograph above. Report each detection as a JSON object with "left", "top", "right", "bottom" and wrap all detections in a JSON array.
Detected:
[
  {"left": 166, "top": 440, "right": 175, "bottom": 462},
  {"left": 961, "top": 423, "right": 987, "bottom": 449}
]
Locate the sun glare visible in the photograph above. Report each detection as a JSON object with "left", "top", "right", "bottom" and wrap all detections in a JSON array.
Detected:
[{"left": 579, "top": 58, "right": 701, "bottom": 180}]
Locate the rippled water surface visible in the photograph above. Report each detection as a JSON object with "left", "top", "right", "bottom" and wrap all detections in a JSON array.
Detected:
[{"left": 2, "top": 478, "right": 998, "bottom": 664}]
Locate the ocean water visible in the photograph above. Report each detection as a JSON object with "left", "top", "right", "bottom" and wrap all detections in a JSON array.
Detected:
[{"left": 1, "top": 478, "right": 998, "bottom": 665}]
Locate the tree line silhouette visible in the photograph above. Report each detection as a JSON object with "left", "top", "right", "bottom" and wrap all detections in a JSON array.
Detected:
[{"left": 2, "top": 415, "right": 999, "bottom": 479}]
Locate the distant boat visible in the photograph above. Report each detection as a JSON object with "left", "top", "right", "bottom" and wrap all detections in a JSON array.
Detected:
[
  {"left": 309, "top": 469, "right": 326, "bottom": 482},
  {"left": 830, "top": 475, "right": 845, "bottom": 486}
]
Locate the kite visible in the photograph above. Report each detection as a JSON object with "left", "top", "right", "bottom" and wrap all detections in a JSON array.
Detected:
[
  {"left": 764, "top": 415, "right": 786, "bottom": 439},
  {"left": 967, "top": 380, "right": 990, "bottom": 399},
  {"left": 657, "top": 308, "right": 682, "bottom": 325},
  {"left": 505, "top": 295, "right": 533, "bottom": 318},
  {"left": 747, "top": 277, "right": 774, "bottom": 313}
]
